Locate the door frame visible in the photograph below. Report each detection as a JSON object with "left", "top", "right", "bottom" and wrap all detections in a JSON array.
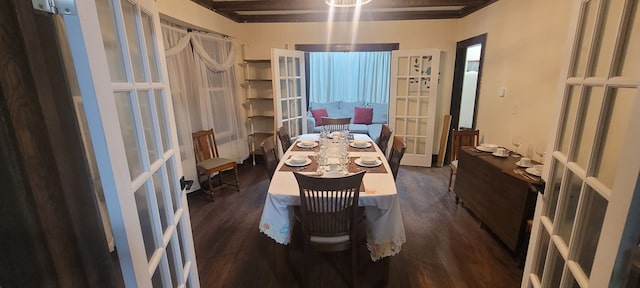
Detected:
[
  {"left": 449, "top": 33, "right": 487, "bottom": 132},
  {"left": 0, "top": 0, "right": 116, "bottom": 286}
]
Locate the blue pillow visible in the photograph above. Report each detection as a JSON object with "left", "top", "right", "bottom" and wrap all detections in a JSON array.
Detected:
[{"left": 367, "top": 102, "right": 389, "bottom": 124}]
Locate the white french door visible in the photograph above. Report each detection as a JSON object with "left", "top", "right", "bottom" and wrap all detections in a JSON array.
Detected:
[
  {"left": 271, "top": 48, "right": 307, "bottom": 156},
  {"left": 389, "top": 49, "right": 441, "bottom": 167},
  {"left": 62, "top": 0, "right": 199, "bottom": 286},
  {"left": 522, "top": 0, "right": 640, "bottom": 287}
]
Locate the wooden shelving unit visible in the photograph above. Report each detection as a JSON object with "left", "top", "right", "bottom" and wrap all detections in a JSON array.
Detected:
[{"left": 241, "top": 59, "right": 274, "bottom": 164}]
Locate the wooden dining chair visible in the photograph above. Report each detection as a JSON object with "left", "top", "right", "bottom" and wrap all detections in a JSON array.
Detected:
[
  {"left": 448, "top": 129, "right": 480, "bottom": 203},
  {"left": 376, "top": 124, "right": 393, "bottom": 156},
  {"left": 293, "top": 171, "right": 366, "bottom": 288},
  {"left": 321, "top": 117, "right": 351, "bottom": 133},
  {"left": 276, "top": 125, "right": 292, "bottom": 154},
  {"left": 388, "top": 136, "right": 407, "bottom": 180},
  {"left": 192, "top": 129, "right": 239, "bottom": 201},
  {"left": 260, "top": 136, "right": 278, "bottom": 180}
]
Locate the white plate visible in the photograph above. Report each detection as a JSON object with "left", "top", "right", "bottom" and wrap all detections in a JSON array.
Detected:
[
  {"left": 349, "top": 142, "right": 372, "bottom": 148},
  {"left": 354, "top": 158, "right": 382, "bottom": 167},
  {"left": 322, "top": 171, "right": 347, "bottom": 178},
  {"left": 515, "top": 160, "right": 533, "bottom": 168},
  {"left": 492, "top": 152, "right": 509, "bottom": 158},
  {"left": 476, "top": 145, "right": 496, "bottom": 152},
  {"left": 285, "top": 158, "right": 312, "bottom": 167},
  {"left": 526, "top": 167, "right": 542, "bottom": 177},
  {"left": 296, "top": 142, "right": 318, "bottom": 148}
]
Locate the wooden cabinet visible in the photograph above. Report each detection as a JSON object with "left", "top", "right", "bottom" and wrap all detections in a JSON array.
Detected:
[
  {"left": 241, "top": 59, "right": 274, "bottom": 164},
  {"left": 455, "top": 147, "right": 538, "bottom": 254}
]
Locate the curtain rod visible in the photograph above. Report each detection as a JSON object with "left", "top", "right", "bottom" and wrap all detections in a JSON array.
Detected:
[{"left": 160, "top": 20, "right": 233, "bottom": 42}]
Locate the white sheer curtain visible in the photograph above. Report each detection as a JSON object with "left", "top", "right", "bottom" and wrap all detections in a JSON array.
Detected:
[
  {"left": 309, "top": 51, "right": 391, "bottom": 103},
  {"left": 162, "top": 23, "right": 248, "bottom": 192}
]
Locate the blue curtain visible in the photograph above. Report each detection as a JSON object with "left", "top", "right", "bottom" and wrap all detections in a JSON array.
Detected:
[{"left": 309, "top": 51, "right": 390, "bottom": 104}]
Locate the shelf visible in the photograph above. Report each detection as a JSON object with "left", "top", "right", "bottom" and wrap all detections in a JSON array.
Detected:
[
  {"left": 248, "top": 115, "right": 274, "bottom": 119},
  {"left": 243, "top": 59, "right": 271, "bottom": 64},
  {"left": 245, "top": 79, "right": 272, "bottom": 82},
  {"left": 249, "top": 132, "right": 273, "bottom": 138},
  {"left": 247, "top": 97, "right": 274, "bottom": 101},
  {"left": 249, "top": 149, "right": 264, "bottom": 155}
]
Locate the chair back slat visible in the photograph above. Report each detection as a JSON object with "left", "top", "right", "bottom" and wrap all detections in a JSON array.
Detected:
[
  {"left": 277, "top": 125, "right": 292, "bottom": 153},
  {"left": 388, "top": 136, "right": 407, "bottom": 179},
  {"left": 294, "top": 171, "right": 365, "bottom": 238},
  {"left": 450, "top": 129, "right": 480, "bottom": 161},
  {"left": 377, "top": 124, "right": 393, "bottom": 156},
  {"left": 260, "top": 136, "right": 278, "bottom": 179},
  {"left": 192, "top": 129, "right": 220, "bottom": 163},
  {"left": 321, "top": 117, "right": 351, "bottom": 133}
]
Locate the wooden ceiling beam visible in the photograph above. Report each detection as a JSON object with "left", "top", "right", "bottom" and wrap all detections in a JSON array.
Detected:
[
  {"left": 236, "top": 10, "right": 462, "bottom": 23},
  {"left": 210, "top": 0, "right": 487, "bottom": 12}
]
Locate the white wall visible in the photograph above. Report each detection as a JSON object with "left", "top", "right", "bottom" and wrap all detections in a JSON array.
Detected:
[{"left": 456, "top": 0, "right": 574, "bottom": 159}]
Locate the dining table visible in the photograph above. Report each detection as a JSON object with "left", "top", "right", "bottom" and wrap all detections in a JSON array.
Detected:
[{"left": 258, "top": 133, "right": 406, "bottom": 261}]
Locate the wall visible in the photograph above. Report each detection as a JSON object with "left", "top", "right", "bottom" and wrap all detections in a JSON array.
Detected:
[{"left": 456, "top": 0, "right": 574, "bottom": 160}]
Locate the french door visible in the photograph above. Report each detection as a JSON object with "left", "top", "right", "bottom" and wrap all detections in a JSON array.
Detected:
[
  {"left": 389, "top": 49, "right": 441, "bottom": 167},
  {"left": 522, "top": 0, "right": 640, "bottom": 287},
  {"left": 271, "top": 48, "right": 307, "bottom": 156},
  {"left": 62, "top": 0, "right": 199, "bottom": 286}
]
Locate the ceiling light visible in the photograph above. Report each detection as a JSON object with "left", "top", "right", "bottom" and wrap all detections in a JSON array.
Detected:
[{"left": 325, "top": 0, "right": 372, "bottom": 8}]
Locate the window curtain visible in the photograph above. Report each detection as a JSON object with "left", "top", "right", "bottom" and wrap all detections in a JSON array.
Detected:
[
  {"left": 162, "top": 23, "right": 248, "bottom": 192},
  {"left": 309, "top": 51, "right": 391, "bottom": 104}
]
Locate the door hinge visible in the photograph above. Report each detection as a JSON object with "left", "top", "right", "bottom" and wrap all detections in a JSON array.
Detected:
[
  {"left": 32, "top": 0, "right": 76, "bottom": 15},
  {"left": 180, "top": 176, "right": 194, "bottom": 191}
]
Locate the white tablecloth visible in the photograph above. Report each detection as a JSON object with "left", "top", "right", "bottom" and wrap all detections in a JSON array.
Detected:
[{"left": 259, "top": 134, "right": 406, "bottom": 261}]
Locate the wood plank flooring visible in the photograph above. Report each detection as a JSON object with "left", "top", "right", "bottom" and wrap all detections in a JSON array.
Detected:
[{"left": 187, "top": 161, "right": 523, "bottom": 287}]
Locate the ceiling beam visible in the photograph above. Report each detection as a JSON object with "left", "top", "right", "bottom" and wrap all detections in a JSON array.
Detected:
[
  {"left": 210, "top": 0, "right": 487, "bottom": 11},
  {"left": 236, "top": 10, "right": 462, "bottom": 23}
]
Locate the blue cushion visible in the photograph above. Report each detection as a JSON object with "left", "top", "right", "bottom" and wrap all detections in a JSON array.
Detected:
[
  {"left": 348, "top": 124, "right": 369, "bottom": 134},
  {"left": 338, "top": 101, "right": 366, "bottom": 122},
  {"left": 367, "top": 102, "right": 389, "bottom": 124},
  {"left": 367, "top": 124, "right": 383, "bottom": 143},
  {"left": 310, "top": 102, "right": 340, "bottom": 117}
]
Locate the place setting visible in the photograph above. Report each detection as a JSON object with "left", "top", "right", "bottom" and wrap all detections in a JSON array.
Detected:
[
  {"left": 348, "top": 139, "right": 376, "bottom": 152},
  {"left": 291, "top": 140, "right": 319, "bottom": 151},
  {"left": 350, "top": 155, "right": 387, "bottom": 173},
  {"left": 279, "top": 154, "right": 317, "bottom": 172}
]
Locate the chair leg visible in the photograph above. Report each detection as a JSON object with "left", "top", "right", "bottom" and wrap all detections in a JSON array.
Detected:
[
  {"left": 351, "top": 241, "right": 358, "bottom": 288},
  {"left": 233, "top": 164, "right": 240, "bottom": 192}
]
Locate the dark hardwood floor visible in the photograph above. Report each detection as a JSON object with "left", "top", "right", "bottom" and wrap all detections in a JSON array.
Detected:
[{"left": 187, "top": 161, "right": 523, "bottom": 287}]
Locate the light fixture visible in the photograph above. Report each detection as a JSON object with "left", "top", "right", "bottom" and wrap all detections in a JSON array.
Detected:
[{"left": 325, "top": 0, "right": 372, "bottom": 8}]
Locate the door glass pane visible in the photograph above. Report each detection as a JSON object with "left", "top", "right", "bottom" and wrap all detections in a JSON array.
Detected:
[
  {"left": 138, "top": 90, "right": 160, "bottom": 163},
  {"left": 280, "top": 80, "right": 287, "bottom": 99},
  {"left": 134, "top": 184, "right": 156, "bottom": 261},
  {"left": 121, "top": 0, "right": 145, "bottom": 82},
  {"left": 420, "top": 78, "right": 430, "bottom": 96},
  {"left": 545, "top": 159, "right": 565, "bottom": 222},
  {"left": 295, "top": 79, "right": 301, "bottom": 97},
  {"left": 397, "top": 56, "right": 408, "bottom": 76},
  {"left": 396, "top": 78, "right": 408, "bottom": 96},
  {"left": 167, "top": 236, "right": 183, "bottom": 286},
  {"left": 421, "top": 55, "right": 432, "bottom": 75},
  {"left": 396, "top": 98, "right": 407, "bottom": 116},
  {"left": 533, "top": 226, "right": 551, "bottom": 278},
  {"left": 407, "top": 98, "right": 418, "bottom": 116},
  {"left": 154, "top": 90, "right": 170, "bottom": 152},
  {"left": 395, "top": 118, "right": 406, "bottom": 135},
  {"left": 545, "top": 245, "right": 565, "bottom": 288},
  {"left": 558, "top": 172, "right": 583, "bottom": 245},
  {"left": 151, "top": 256, "right": 168, "bottom": 287},
  {"left": 416, "top": 137, "right": 426, "bottom": 154},
  {"left": 405, "top": 137, "right": 416, "bottom": 154},
  {"left": 418, "top": 99, "right": 429, "bottom": 116},
  {"left": 571, "top": 0, "right": 598, "bottom": 77},
  {"left": 406, "top": 118, "right": 417, "bottom": 135},
  {"left": 574, "top": 87, "right": 604, "bottom": 167},
  {"left": 594, "top": 88, "right": 635, "bottom": 188},
  {"left": 617, "top": 0, "right": 640, "bottom": 77},
  {"left": 141, "top": 11, "right": 159, "bottom": 82},
  {"left": 409, "top": 56, "right": 420, "bottom": 76},
  {"left": 167, "top": 157, "right": 181, "bottom": 212},
  {"left": 576, "top": 187, "right": 608, "bottom": 277},
  {"left": 409, "top": 78, "right": 419, "bottom": 96},
  {"left": 96, "top": 0, "right": 126, "bottom": 82},
  {"left": 281, "top": 100, "right": 289, "bottom": 118},
  {"left": 294, "top": 58, "right": 300, "bottom": 76},
  {"left": 593, "top": 0, "right": 623, "bottom": 77},
  {"left": 152, "top": 168, "right": 170, "bottom": 231},
  {"left": 278, "top": 57, "right": 286, "bottom": 76},
  {"left": 114, "top": 91, "right": 143, "bottom": 179},
  {"left": 564, "top": 272, "right": 581, "bottom": 288},
  {"left": 288, "top": 79, "right": 294, "bottom": 98},
  {"left": 558, "top": 86, "right": 581, "bottom": 156}
]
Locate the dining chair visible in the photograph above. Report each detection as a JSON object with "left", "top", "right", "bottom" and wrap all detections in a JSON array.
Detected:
[
  {"left": 376, "top": 124, "right": 393, "bottom": 156},
  {"left": 321, "top": 117, "right": 351, "bottom": 133},
  {"left": 276, "top": 125, "right": 292, "bottom": 154},
  {"left": 293, "top": 170, "right": 366, "bottom": 288},
  {"left": 388, "top": 136, "right": 407, "bottom": 180},
  {"left": 260, "top": 136, "right": 278, "bottom": 180},
  {"left": 448, "top": 129, "right": 480, "bottom": 203},
  {"left": 192, "top": 129, "right": 239, "bottom": 201}
]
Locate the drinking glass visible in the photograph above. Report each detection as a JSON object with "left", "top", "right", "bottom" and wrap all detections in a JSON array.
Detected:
[
  {"left": 535, "top": 142, "right": 546, "bottom": 163},
  {"left": 512, "top": 136, "right": 521, "bottom": 155}
]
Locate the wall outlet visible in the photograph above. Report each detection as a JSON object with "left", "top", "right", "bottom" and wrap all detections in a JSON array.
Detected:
[{"left": 498, "top": 87, "right": 506, "bottom": 97}]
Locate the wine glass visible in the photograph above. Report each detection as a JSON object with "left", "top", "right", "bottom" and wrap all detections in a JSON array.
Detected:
[
  {"left": 535, "top": 142, "right": 546, "bottom": 163},
  {"left": 512, "top": 136, "right": 521, "bottom": 155}
]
